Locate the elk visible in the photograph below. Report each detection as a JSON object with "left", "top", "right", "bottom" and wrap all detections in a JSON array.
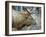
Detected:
[{"left": 12, "top": 8, "right": 32, "bottom": 30}]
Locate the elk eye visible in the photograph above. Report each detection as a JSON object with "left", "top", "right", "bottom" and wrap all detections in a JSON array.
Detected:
[{"left": 25, "top": 17, "right": 28, "bottom": 19}]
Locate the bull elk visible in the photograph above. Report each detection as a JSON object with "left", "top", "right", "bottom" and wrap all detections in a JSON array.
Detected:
[{"left": 12, "top": 8, "right": 32, "bottom": 30}]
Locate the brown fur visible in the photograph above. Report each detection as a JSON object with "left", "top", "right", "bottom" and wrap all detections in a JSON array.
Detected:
[{"left": 12, "top": 11, "right": 32, "bottom": 30}]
